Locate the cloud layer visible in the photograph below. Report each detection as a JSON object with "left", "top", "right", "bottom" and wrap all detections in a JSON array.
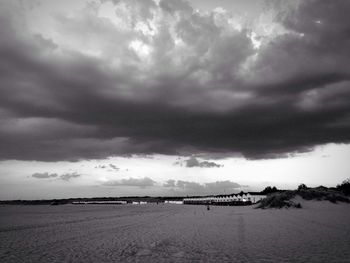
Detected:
[
  {"left": 175, "top": 157, "right": 223, "bottom": 168},
  {"left": 1, "top": 0, "right": 350, "bottom": 161},
  {"left": 163, "top": 179, "right": 241, "bottom": 195},
  {"left": 32, "top": 172, "right": 58, "bottom": 179},
  {"left": 102, "top": 177, "right": 156, "bottom": 188},
  {"left": 32, "top": 172, "right": 81, "bottom": 181}
]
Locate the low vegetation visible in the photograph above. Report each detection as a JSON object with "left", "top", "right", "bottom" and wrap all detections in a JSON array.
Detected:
[
  {"left": 257, "top": 191, "right": 301, "bottom": 209},
  {"left": 257, "top": 182, "right": 350, "bottom": 209},
  {"left": 336, "top": 178, "right": 350, "bottom": 196}
]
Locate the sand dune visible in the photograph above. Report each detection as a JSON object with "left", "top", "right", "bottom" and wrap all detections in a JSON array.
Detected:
[{"left": 1, "top": 202, "right": 350, "bottom": 262}]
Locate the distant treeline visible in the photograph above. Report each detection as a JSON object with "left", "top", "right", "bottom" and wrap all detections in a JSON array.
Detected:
[
  {"left": 1, "top": 179, "right": 349, "bottom": 205},
  {"left": 0, "top": 193, "right": 252, "bottom": 205},
  {"left": 0, "top": 196, "right": 186, "bottom": 205},
  {"left": 260, "top": 178, "right": 350, "bottom": 196}
]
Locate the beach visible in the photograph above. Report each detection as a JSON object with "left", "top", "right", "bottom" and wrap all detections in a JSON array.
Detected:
[{"left": 1, "top": 202, "right": 350, "bottom": 263}]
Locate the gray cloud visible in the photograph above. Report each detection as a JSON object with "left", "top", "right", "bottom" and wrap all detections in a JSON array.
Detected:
[
  {"left": 59, "top": 173, "right": 81, "bottom": 181},
  {"left": 103, "top": 177, "right": 156, "bottom": 188},
  {"left": 184, "top": 157, "right": 223, "bottom": 168},
  {"left": 164, "top": 179, "right": 241, "bottom": 195},
  {"left": 95, "top": 165, "right": 107, "bottom": 169},
  {"left": 95, "top": 164, "right": 120, "bottom": 171},
  {"left": 163, "top": 179, "right": 176, "bottom": 187},
  {"left": 31, "top": 172, "right": 80, "bottom": 181},
  {"left": 32, "top": 172, "right": 58, "bottom": 179},
  {"left": 0, "top": 0, "right": 350, "bottom": 161},
  {"left": 204, "top": 181, "right": 241, "bottom": 192},
  {"left": 109, "top": 164, "right": 120, "bottom": 171}
]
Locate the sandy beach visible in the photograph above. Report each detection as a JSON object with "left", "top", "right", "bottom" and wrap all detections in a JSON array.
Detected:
[{"left": 1, "top": 202, "right": 350, "bottom": 263}]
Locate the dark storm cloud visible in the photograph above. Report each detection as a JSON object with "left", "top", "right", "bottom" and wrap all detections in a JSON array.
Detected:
[
  {"left": 32, "top": 172, "right": 58, "bottom": 179},
  {"left": 1, "top": 0, "right": 350, "bottom": 161},
  {"left": 103, "top": 177, "right": 156, "bottom": 188},
  {"left": 164, "top": 179, "right": 241, "bottom": 194}
]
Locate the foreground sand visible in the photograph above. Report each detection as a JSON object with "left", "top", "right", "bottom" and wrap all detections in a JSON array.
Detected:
[{"left": 0, "top": 201, "right": 350, "bottom": 263}]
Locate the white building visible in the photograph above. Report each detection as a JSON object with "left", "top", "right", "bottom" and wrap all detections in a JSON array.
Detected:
[
  {"left": 72, "top": 200, "right": 127, "bottom": 205},
  {"left": 183, "top": 193, "right": 266, "bottom": 206},
  {"left": 164, "top": 200, "right": 184, "bottom": 204}
]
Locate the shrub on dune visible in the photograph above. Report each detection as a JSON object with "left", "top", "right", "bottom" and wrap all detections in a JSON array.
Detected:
[
  {"left": 297, "top": 188, "right": 350, "bottom": 203},
  {"left": 257, "top": 186, "right": 349, "bottom": 209},
  {"left": 257, "top": 191, "right": 301, "bottom": 209},
  {"left": 336, "top": 178, "right": 350, "bottom": 196}
]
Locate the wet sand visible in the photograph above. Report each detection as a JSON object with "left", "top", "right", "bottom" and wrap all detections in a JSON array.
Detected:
[{"left": 1, "top": 201, "right": 350, "bottom": 263}]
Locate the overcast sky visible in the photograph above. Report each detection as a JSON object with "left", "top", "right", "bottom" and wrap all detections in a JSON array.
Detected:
[{"left": 0, "top": 0, "right": 350, "bottom": 200}]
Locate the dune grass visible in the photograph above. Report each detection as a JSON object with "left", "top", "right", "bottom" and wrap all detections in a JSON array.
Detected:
[{"left": 257, "top": 188, "right": 349, "bottom": 209}]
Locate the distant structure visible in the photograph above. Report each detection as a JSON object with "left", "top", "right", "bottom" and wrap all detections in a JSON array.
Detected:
[
  {"left": 132, "top": 201, "right": 148, "bottom": 205},
  {"left": 164, "top": 200, "right": 183, "bottom": 204},
  {"left": 183, "top": 192, "right": 266, "bottom": 206},
  {"left": 72, "top": 201, "right": 127, "bottom": 205}
]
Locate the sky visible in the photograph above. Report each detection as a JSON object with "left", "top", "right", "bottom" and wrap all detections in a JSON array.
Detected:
[{"left": 0, "top": 0, "right": 350, "bottom": 200}]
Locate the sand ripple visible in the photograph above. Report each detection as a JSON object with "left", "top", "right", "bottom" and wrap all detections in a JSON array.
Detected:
[{"left": 0, "top": 202, "right": 350, "bottom": 262}]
